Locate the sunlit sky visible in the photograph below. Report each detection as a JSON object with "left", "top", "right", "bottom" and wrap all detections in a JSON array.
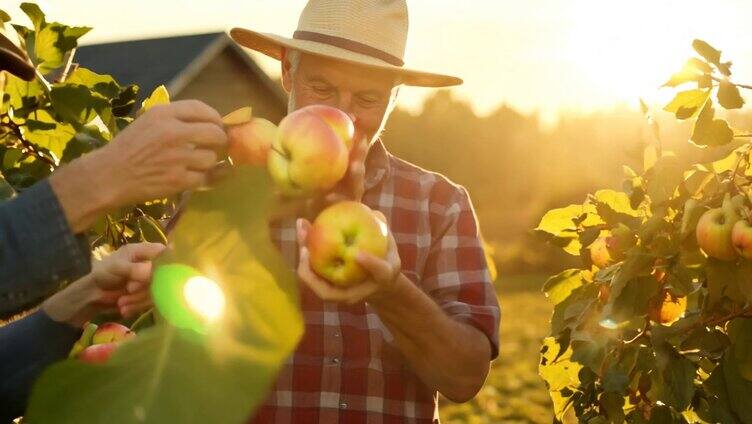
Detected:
[{"left": 6, "top": 0, "right": 752, "bottom": 123}]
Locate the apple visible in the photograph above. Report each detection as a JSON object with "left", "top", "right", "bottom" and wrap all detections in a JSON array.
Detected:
[
  {"left": 268, "top": 105, "right": 354, "bottom": 196},
  {"left": 696, "top": 195, "right": 741, "bottom": 261},
  {"left": 307, "top": 201, "right": 389, "bottom": 286},
  {"left": 92, "top": 322, "right": 134, "bottom": 345},
  {"left": 732, "top": 219, "right": 752, "bottom": 259},
  {"left": 648, "top": 289, "right": 687, "bottom": 325},
  {"left": 589, "top": 224, "right": 635, "bottom": 268},
  {"left": 227, "top": 117, "right": 278, "bottom": 166},
  {"left": 77, "top": 342, "right": 118, "bottom": 364}
]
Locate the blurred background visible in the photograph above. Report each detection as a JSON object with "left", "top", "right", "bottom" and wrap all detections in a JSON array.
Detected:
[{"left": 6, "top": 0, "right": 752, "bottom": 422}]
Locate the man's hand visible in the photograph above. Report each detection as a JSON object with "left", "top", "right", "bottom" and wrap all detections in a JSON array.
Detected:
[
  {"left": 42, "top": 242, "right": 166, "bottom": 327},
  {"left": 50, "top": 100, "right": 228, "bottom": 233},
  {"left": 295, "top": 215, "right": 401, "bottom": 304}
]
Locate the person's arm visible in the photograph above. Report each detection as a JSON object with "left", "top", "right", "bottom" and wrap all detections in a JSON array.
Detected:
[
  {"left": 295, "top": 187, "right": 500, "bottom": 402},
  {"left": 0, "top": 100, "right": 227, "bottom": 316},
  {"left": 0, "top": 242, "right": 164, "bottom": 422}
]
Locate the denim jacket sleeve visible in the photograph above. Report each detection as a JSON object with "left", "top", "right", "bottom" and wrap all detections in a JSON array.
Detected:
[
  {"left": 0, "top": 179, "right": 91, "bottom": 316},
  {"left": 0, "top": 309, "right": 81, "bottom": 423}
]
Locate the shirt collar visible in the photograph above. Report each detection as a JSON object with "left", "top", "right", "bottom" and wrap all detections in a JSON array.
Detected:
[{"left": 364, "top": 138, "right": 391, "bottom": 191}]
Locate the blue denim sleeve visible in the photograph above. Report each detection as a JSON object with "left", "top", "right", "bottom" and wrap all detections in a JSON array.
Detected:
[
  {"left": 0, "top": 309, "right": 81, "bottom": 422},
  {"left": 0, "top": 179, "right": 91, "bottom": 316}
]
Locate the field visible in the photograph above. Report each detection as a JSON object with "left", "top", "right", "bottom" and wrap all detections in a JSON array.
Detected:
[{"left": 439, "top": 274, "right": 564, "bottom": 424}]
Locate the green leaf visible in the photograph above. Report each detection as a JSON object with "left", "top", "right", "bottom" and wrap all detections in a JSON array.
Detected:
[
  {"left": 23, "top": 109, "right": 76, "bottom": 160},
  {"left": 729, "top": 318, "right": 752, "bottom": 381},
  {"left": 649, "top": 344, "right": 696, "bottom": 410},
  {"left": 50, "top": 83, "right": 110, "bottom": 126},
  {"left": 27, "top": 168, "right": 304, "bottom": 422},
  {"left": 611, "top": 276, "right": 661, "bottom": 322},
  {"left": 663, "top": 58, "right": 712, "bottom": 88},
  {"left": 692, "top": 39, "right": 722, "bottom": 67},
  {"left": 60, "top": 127, "right": 107, "bottom": 163},
  {"left": 66, "top": 67, "right": 121, "bottom": 99},
  {"left": 718, "top": 80, "right": 745, "bottom": 109},
  {"left": 141, "top": 85, "right": 170, "bottom": 111},
  {"left": 720, "top": 353, "right": 752, "bottom": 423},
  {"left": 0, "top": 10, "right": 11, "bottom": 24},
  {"left": 663, "top": 89, "right": 711, "bottom": 120},
  {"left": 543, "top": 269, "right": 587, "bottom": 305},
  {"left": 20, "top": 3, "right": 45, "bottom": 30},
  {"left": 0, "top": 173, "right": 16, "bottom": 199},
  {"left": 646, "top": 155, "right": 684, "bottom": 205},
  {"left": 691, "top": 101, "right": 734, "bottom": 147},
  {"left": 137, "top": 215, "right": 168, "bottom": 244}
]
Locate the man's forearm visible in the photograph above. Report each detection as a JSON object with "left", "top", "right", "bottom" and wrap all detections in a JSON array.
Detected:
[
  {"left": 48, "top": 150, "right": 118, "bottom": 234},
  {"left": 368, "top": 274, "right": 492, "bottom": 402}
]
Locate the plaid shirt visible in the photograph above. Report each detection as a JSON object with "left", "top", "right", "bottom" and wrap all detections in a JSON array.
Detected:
[{"left": 250, "top": 140, "right": 500, "bottom": 424}]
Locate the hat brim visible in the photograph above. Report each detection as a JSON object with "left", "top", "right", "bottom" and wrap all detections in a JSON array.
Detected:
[{"left": 230, "top": 27, "right": 462, "bottom": 88}]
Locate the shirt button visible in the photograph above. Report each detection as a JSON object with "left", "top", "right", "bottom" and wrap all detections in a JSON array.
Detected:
[
  {"left": 339, "top": 402, "right": 348, "bottom": 409},
  {"left": 333, "top": 332, "right": 340, "bottom": 338},
  {"left": 332, "top": 357, "right": 340, "bottom": 364}
]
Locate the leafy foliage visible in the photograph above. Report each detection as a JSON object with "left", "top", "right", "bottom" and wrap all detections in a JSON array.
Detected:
[
  {"left": 2, "top": 4, "right": 302, "bottom": 422},
  {"left": 538, "top": 39, "right": 752, "bottom": 423}
]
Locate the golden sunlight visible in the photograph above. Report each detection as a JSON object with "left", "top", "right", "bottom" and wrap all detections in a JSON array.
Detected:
[{"left": 183, "top": 276, "right": 226, "bottom": 323}]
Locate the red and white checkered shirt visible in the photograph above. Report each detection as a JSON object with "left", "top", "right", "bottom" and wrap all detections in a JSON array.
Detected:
[{"left": 249, "top": 140, "right": 500, "bottom": 424}]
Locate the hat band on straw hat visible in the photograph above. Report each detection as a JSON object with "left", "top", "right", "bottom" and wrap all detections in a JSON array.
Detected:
[{"left": 293, "top": 30, "right": 404, "bottom": 67}]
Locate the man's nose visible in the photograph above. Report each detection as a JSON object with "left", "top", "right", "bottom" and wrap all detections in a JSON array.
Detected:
[{"left": 334, "top": 93, "right": 355, "bottom": 118}]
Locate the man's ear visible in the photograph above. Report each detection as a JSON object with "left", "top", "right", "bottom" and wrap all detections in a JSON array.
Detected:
[{"left": 280, "top": 48, "right": 293, "bottom": 93}]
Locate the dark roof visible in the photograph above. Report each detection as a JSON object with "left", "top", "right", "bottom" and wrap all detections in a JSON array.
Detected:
[{"left": 74, "top": 32, "right": 228, "bottom": 102}]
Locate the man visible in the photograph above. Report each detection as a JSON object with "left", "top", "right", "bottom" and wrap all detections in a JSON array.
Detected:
[{"left": 230, "top": 0, "right": 500, "bottom": 422}]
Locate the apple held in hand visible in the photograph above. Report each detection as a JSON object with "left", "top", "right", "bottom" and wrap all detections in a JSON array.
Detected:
[
  {"left": 696, "top": 195, "right": 741, "bottom": 261},
  {"left": 732, "top": 219, "right": 752, "bottom": 259},
  {"left": 227, "top": 117, "right": 278, "bottom": 166},
  {"left": 77, "top": 342, "right": 119, "bottom": 364},
  {"left": 268, "top": 105, "right": 354, "bottom": 196},
  {"left": 307, "top": 201, "right": 389, "bottom": 287},
  {"left": 91, "top": 322, "right": 134, "bottom": 344}
]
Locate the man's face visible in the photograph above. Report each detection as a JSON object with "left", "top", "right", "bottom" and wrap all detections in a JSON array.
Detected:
[{"left": 281, "top": 52, "right": 398, "bottom": 145}]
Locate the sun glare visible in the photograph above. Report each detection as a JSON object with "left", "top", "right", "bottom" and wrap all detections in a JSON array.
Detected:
[{"left": 183, "top": 276, "right": 226, "bottom": 323}]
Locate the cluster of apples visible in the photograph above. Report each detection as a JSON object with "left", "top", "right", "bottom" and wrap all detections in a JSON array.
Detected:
[
  {"left": 70, "top": 322, "right": 134, "bottom": 364},
  {"left": 696, "top": 193, "right": 752, "bottom": 261},
  {"left": 223, "top": 105, "right": 388, "bottom": 287}
]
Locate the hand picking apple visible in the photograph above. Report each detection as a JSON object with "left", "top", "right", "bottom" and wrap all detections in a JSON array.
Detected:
[
  {"left": 296, "top": 202, "right": 401, "bottom": 304},
  {"left": 73, "top": 322, "right": 135, "bottom": 364}
]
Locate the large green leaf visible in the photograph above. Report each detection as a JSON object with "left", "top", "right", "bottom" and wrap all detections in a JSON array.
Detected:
[
  {"left": 663, "top": 89, "right": 710, "bottom": 120},
  {"left": 543, "top": 269, "right": 587, "bottom": 305},
  {"left": 690, "top": 101, "right": 734, "bottom": 147},
  {"left": 692, "top": 39, "right": 722, "bottom": 68},
  {"left": 26, "top": 168, "right": 304, "bottom": 423},
  {"left": 20, "top": 3, "right": 90, "bottom": 74},
  {"left": 718, "top": 80, "right": 745, "bottom": 110}
]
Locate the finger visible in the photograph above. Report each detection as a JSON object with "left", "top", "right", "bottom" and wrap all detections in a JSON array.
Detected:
[
  {"left": 185, "top": 148, "right": 219, "bottom": 172},
  {"left": 96, "top": 258, "right": 133, "bottom": 289},
  {"left": 168, "top": 100, "right": 223, "bottom": 126},
  {"left": 385, "top": 233, "right": 401, "bottom": 270},
  {"left": 120, "top": 300, "right": 154, "bottom": 319},
  {"left": 127, "top": 242, "right": 167, "bottom": 262},
  {"left": 296, "top": 218, "right": 311, "bottom": 246},
  {"left": 179, "top": 121, "right": 228, "bottom": 151},
  {"left": 118, "top": 290, "right": 150, "bottom": 307},
  {"left": 356, "top": 251, "right": 396, "bottom": 283},
  {"left": 93, "top": 289, "right": 124, "bottom": 305},
  {"left": 181, "top": 170, "right": 209, "bottom": 190}
]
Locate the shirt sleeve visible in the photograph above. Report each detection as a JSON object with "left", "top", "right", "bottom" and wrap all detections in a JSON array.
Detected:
[
  {"left": 0, "top": 180, "right": 91, "bottom": 316},
  {"left": 421, "top": 184, "right": 501, "bottom": 360},
  {"left": 0, "top": 309, "right": 81, "bottom": 422}
]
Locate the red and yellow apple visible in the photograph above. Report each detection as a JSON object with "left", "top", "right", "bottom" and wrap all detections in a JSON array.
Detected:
[
  {"left": 268, "top": 105, "right": 354, "bottom": 196},
  {"left": 227, "top": 117, "right": 278, "bottom": 166},
  {"left": 307, "top": 201, "right": 389, "bottom": 287},
  {"left": 92, "top": 322, "right": 134, "bottom": 345},
  {"left": 77, "top": 342, "right": 119, "bottom": 364},
  {"left": 589, "top": 225, "right": 635, "bottom": 268},
  {"left": 696, "top": 196, "right": 741, "bottom": 261},
  {"left": 732, "top": 219, "right": 752, "bottom": 259},
  {"left": 648, "top": 289, "right": 687, "bottom": 325}
]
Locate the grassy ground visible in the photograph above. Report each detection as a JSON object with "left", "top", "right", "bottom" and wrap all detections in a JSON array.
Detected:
[{"left": 439, "top": 274, "right": 562, "bottom": 423}]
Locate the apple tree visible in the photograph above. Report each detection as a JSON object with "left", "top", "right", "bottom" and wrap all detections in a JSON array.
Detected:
[
  {"left": 537, "top": 39, "right": 752, "bottom": 423},
  {"left": 2, "top": 4, "right": 302, "bottom": 422}
]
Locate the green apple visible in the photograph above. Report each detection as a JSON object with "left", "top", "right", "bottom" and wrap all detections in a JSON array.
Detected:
[
  {"left": 307, "top": 201, "right": 389, "bottom": 286},
  {"left": 268, "top": 105, "right": 353, "bottom": 196},
  {"left": 696, "top": 195, "right": 741, "bottom": 261}
]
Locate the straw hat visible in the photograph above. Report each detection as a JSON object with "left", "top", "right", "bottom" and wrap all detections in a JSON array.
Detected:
[
  {"left": 0, "top": 29, "right": 35, "bottom": 81},
  {"left": 230, "top": 0, "right": 462, "bottom": 88}
]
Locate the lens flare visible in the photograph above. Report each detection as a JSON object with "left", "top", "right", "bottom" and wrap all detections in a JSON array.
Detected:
[{"left": 183, "top": 276, "right": 226, "bottom": 322}]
